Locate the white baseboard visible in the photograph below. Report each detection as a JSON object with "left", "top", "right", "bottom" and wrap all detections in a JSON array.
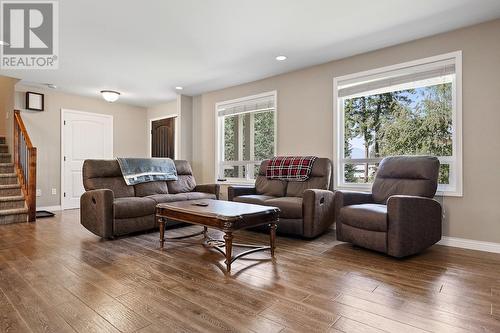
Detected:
[
  {"left": 438, "top": 236, "right": 500, "bottom": 254},
  {"left": 36, "top": 205, "right": 62, "bottom": 212}
]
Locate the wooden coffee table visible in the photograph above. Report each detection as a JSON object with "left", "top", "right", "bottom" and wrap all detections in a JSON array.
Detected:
[{"left": 156, "top": 199, "right": 280, "bottom": 273}]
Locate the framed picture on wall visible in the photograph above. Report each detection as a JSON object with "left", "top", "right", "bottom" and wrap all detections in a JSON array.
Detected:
[{"left": 26, "top": 92, "right": 44, "bottom": 111}]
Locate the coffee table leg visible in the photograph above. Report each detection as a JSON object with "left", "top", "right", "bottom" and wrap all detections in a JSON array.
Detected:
[
  {"left": 270, "top": 222, "right": 277, "bottom": 257},
  {"left": 224, "top": 232, "right": 233, "bottom": 272},
  {"left": 203, "top": 226, "right": 208, "bottom": 239},
  {"left": 158, "top": 217, "right": 165, "bottom": 249}
]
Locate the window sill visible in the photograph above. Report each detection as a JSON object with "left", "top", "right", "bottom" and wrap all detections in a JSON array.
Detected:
[{"left": 335, "top": 185, "right": 463, "bottom": 197}]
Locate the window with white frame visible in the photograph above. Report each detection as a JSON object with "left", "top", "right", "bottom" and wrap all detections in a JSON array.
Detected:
[
  {"left": 334, "top": 52, "right": 462, "bottom": 196},
  {"left": 216, "top": 91, "right": 277, "bottom": 182}
]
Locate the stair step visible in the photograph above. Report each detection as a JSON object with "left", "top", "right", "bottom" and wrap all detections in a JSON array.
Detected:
[
  {"left": 0, "top": 145, "right": 8, "bottom": 153},
  {"left": 0, "top": 184, "right": 22, "bottom": 196},
  {"left": 0, "top": 163, "right": 14, "bottom": 173},
  {"left": 0, "top": 137, "right": 5, "bottom": 144},
  {"left": 0, "top": 207, "right": 28, "bottom": 224},
  {"left": 0, "top": 173, "right": 18, "bottom": 185},
  {"left": 0, "top": 196, "right": 25, "bottom": 209},
  {"left": 0, "top": 153, "right": 11, "bottom": 163}
]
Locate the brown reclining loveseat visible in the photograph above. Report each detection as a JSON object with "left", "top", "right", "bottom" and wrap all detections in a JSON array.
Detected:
[
  {"left": 228, "top": 158, "right": 334, "bottom": 238},
  {"left": 80, "top": 159, "right": 219, "bottom": 238}
]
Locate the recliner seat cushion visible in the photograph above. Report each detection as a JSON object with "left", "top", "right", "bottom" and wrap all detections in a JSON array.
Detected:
[
  {"left": 340, "top": 204, "right": 388, "bottom": 232},
  {"left": 233, "top": 195, "right": 276, "bottom": 206},
  {"left": 265, "top": 197, "right": 303, "bottom": 219},
  {"left": 114, "top": 197, "right": 156, "bottom": 219}
]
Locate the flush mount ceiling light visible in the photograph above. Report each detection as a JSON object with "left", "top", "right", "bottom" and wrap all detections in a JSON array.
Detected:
[
  {"left": 101, "top": 90, "right": 121, "bottom": 102},
  {"left": 275, "top": 55, "right": 287, "bottom": 61},
  {"left": 175, "top": 86, "right": 183, "bottom": 90}
]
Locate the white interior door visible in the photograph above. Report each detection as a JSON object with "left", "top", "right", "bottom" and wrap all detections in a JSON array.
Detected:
[{"left": 62, "top": 110, "right": 113, "bottom": 209}]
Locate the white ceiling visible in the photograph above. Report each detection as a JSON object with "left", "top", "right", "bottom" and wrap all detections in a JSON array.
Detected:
[{"left": 2, "top": 0, "right": 500, "bottom": 107}]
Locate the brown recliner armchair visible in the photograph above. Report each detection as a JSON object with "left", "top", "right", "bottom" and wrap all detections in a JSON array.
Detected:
[
  {"left": 228, "top": 158, "right": 334, "bottom": 238},
  {"left": 335, "top": 156, "right": 442, "bottom": 257}
]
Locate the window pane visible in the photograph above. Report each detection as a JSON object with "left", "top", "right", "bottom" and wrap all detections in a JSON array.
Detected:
[
  {"left": 254, "top": 111, "right": 275, "bottom": 161},
  {"left": 344, "top": 163, "right": 379, "bottom": 184},
  {"left": 439, "top": 164, "right": 450, "bottom": 185},
  {"left": 223, "top": 165, "right": 246, "bottom": 179},
  {"left": 224, "top": 116, "right": 237, "bottom": 161},
  {"left": 343, "top": 81, "right": 453, "bottom": 186}
]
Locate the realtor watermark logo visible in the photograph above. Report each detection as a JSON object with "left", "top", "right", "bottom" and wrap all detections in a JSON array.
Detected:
[{"left": 1, "top": 0, "right": 59, "bottom": 69}]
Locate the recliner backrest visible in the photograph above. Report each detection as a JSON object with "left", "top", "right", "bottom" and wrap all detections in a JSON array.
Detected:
[
  {"left": 372, "top": 156, "right": 440, "bottom": 204},
  {"left": 255, "top": 158, "right": 332, "bottom": 198},
  {"left": 167, "top": 160, "right": 197, "bottom": 193},
  {"left": 82, "top": 159, "right": 135, "bottom": 198}
]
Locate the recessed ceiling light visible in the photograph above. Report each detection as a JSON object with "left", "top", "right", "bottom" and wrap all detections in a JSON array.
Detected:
[
  {"left": 0, "top": 41, "right": 9, "bottom": 46},
  {"left": 175, "top": 86, "right": 183, "bottom": 90},
  {"left": 100, "top": 90, "right": 121, "bottom": 103},
  {"left": 46, "top": 83, "right": 57, "bottom": 89},
  {"left": 275, "top": 55, "right": 287, "bottom": 61}
]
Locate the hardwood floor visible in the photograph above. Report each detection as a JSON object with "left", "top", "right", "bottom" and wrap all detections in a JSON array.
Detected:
[{"left": 0, "top": 210, "right": 499, "bottom": 332}]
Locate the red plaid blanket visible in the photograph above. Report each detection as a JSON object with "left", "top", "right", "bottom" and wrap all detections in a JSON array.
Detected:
[{"left": 266, "top": 156, "right": 317, "bottom": 181}]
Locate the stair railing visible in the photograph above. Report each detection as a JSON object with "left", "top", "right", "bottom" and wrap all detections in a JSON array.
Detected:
[{"left": 13, "top": 110, "right": 37, "bottom": 222}]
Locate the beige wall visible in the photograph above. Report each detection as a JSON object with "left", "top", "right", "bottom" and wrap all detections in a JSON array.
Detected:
[
  {"left": 0, "top": 76, "right": 19, "bottom": 143},
  {"left": 14, "top": 85, "right": 149, "bottom": 207},
  {"left": 192, "top": 19, "right": 500, "bottom": 243}
]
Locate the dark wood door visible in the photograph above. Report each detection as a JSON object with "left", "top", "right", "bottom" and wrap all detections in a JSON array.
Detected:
[{"left": 151, "top": 117, "right": 175, "bottom": 158}]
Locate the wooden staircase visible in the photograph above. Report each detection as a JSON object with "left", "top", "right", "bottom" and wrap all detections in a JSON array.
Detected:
[
  {"left": 0, "top": 136, "right": 28, "bottom": 223},
  {"left": 0, "top": 111, "right": 37, "bottom": 224}
]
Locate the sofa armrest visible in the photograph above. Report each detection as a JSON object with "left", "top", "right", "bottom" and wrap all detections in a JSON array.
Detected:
[
  {"left": 387, "top": 195, "right": 442, "bottom": 257},
  {"left": 334, "top": 190, "right": 373, "bottom": 221},
  {"left": 80, "top": 189, "right": 114, "bottom": 239},
  {"left": 194, "top": 184, "right": 221, "bottom": 199},
  {"left": 227, "top": 186, "right": 257, "bottom": 201},
  {"left": 302, "top": 189, "right": 335, "bottom": 238}
]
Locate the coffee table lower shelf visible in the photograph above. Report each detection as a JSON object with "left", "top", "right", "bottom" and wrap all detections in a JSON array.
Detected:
[{"left": 157, "top": 220, "right": 277, "bottom": 273}]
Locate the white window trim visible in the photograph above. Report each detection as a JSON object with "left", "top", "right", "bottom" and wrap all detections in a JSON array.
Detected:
[
  {"left": 333, "top": 51, "right": 463, "bottom": 197},
  {"left": 214, "top": 90, "right": 278, "bottom": 184}
]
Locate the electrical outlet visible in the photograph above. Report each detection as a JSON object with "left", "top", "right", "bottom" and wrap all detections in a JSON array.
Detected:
[
  {"left": 36, "top": 189, "right": 42, "bottom": 197},
  {"left": 51, "top": 188, "right": 57, "bottom": 195}
]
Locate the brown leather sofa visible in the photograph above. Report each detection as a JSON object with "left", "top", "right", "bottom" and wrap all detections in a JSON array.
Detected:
[
  {"left": 335, "top": 156, "right": 442, "bottom": 257},
  {"left": 80, "top": 159, "right": 219, "bottom": 239},
  {"left": 228, "top": 158, "right": 334, "bottom": 238}
]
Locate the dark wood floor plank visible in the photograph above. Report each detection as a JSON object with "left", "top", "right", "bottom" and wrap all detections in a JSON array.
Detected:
[
  {"left": 0, "top": 263, "right": 75, "bottom": 333},
  {"left": 0, "top": 288, "right": 31, "bottom": 333}
]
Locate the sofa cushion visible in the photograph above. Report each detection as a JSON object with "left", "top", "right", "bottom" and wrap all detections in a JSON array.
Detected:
[
  {"left": 255, "top": 175, "right": 286, "bottom": 197},
  {"left": 265, "top": 197, "right": 303, "bottom": 219},
  {"left": 340, "top": 204, "right": 388, "bottom": 232},
  {"left": 286, "top": 158, "right": 332, "bottom": 197},
  {"left": 167, "top": 160, "right": 196, "bottom": 193},
  {"left": 184, "top": 192, "right": 217, "bottom": 200},
  {"left": 113, "top": 197, "right": 156, "bottom": 219},
  {"left": 146, "top": 193, "right": 189, "bottom": 204},
  {"left": 134, "top": 181, "right": 169, "bottom": 197},
  {"left": 168, "top": 175, "right": 196, "bottom": 193},
  {"left": 86, "top": 177, "right": 134, "bottom": 198},
  {"left": 83, "top": 160, "right": 134, "bottom": 198},
  {"left": 233, "top": 195, "right": 276, "bottom": 206}
]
